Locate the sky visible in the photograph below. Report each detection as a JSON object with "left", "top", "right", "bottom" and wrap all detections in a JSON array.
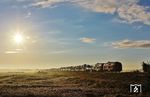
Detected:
[{"left": 0, "top": 0, "right": 150, "bottom": 70}]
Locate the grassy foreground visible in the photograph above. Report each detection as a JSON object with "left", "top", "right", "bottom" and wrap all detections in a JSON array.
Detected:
[{"left": 0, "top": 71, "right": 149, "bottom": 97}]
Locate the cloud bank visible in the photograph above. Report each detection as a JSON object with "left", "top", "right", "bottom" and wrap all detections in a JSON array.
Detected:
[
  {"left": 111, "top": 39, "right": 150, "bottom": 48},
  {"left": 29, "top": 0, "right": 150, "bottom": 25}
]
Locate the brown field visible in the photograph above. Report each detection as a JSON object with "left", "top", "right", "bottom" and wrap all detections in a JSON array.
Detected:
[{"left": 0, "top": 71, "right": 149, "bottom": 97}]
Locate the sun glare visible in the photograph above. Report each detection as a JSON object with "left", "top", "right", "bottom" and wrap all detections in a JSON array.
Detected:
[{"left": 14, "top": 33, "right": 23, "bottom": 44}]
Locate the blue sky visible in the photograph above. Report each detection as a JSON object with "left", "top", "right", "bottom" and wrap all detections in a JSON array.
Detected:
[{"left": 0, "top": 0, "right": 150, "bottom": 70}]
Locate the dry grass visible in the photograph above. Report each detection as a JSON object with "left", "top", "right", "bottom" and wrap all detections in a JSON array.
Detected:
[{"left": 0, "top": 71, "right": 149, "bottom": 97}]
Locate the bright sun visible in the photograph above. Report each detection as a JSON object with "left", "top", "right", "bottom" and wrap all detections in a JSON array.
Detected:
[{"left": 14, "top": 33, "right": 23, "bottom": 44}]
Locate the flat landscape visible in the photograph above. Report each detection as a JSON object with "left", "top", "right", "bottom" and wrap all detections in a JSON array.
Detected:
[{"left": 0, "top": 71, "right": 149, "bottom": 97}]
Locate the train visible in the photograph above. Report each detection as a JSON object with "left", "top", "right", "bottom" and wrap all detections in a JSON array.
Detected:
[{"left": 60, "top": 61, "right": 122, "bottom": 72}]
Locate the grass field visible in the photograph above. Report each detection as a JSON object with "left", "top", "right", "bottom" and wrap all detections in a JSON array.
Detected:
[{"left": 0, "top": 71, "right": 149, "bottom": 97}]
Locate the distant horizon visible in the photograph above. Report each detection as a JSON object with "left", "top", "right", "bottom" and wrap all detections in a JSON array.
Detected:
[{"left": 0, "top": 61, "right": 144, "bottom": 72}]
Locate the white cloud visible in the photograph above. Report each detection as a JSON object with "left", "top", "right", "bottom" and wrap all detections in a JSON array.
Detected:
[
  {"left": 25, "top": 12, "right": 31, "bottom": 18},
  {"left": 80, "top": 37, "right": 96, "bottom": 43},
  {"left": 49, "top": 50, "right": 68, "bottom": 54},
  {"left": 117, "top": 3, "right": 150, "bottom": 25},
  {"left": 76, "top": 0, "right": 126, "bottom": 14},
  {"left": 31, "top": 0, "right": 69, "bottom": 8},
  {"left": 15, "top": 49, "right": 23, "bottom": 51},
  {"left": 111, "top": 39, "right": 150, "bottom": 48},
  {"left": 30, "top": 0, "right": 150, "bottom": 25},
  {"left": 77, "top": 0, "right": 150, "bottom": 25},
  {"left": 5, "top": 51, "right": 19, "bottom": 54}
]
